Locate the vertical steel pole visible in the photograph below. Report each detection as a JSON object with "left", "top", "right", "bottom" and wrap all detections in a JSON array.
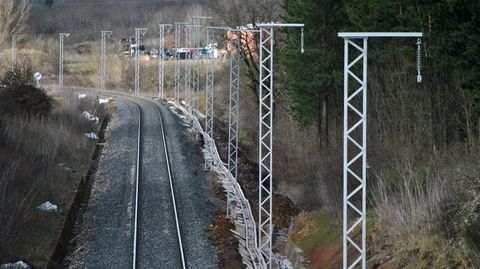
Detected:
[
  {"left": 362, "top": 37, "right": 368, "bottom": 269},
  {"left": 343, "top": 37, "right": 367, "bottom": 269},
  {"left": 227, "top": 32, "right": 241, "bottom": 180},
  {"left": 258, "top": 26, "right": 274, "bottom": 269},
  {"left": 59, "top": 33, "right": 69, "bottom": 90},
  {"left": 174, "top": 23, "right": 182, "bottom": 102},
  {"left": 135, "top": 30, "right": 139, "bottom": 96},
  {"left": 159, "top": 24, "right": 166, "bottom": 99},
  {"left": 185, "top": 25, "right": 192, "bottom": 109},
  {"left": 101, "top": 31, "right": 112, "bottom": 92},
  {"left": 159, "top": 24, "right": 173, "bottom": 99},
  {"left": 256, "top": 23, "right": 304, "bottom": 268},
  {"left": 226, "top": 32, "right": 242, "bottom": 220},
  {"left": 205, "top": 27, "right": 215, "bottom": 137},
  {"left": 134, "top": 28, "right": 147, "bottom": 97},
  {"left": 342, "top": 38, "right": 348, "bottom": 269},
  {"left": 338, "top": 31, "right": 422, "bottom": 269},
  {"left": 192, "top": 22, "right": 201, "bottom": 115},
  {"left": 190, "top": 17, "right": 212, "bottom": 115}
]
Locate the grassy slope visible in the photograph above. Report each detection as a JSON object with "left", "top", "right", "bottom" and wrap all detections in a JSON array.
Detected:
[
  {"left": 1, "top": 94, "right": 104, "bottom": 267},
  {"left": 289, "top": 209, "right": 475, "bottom": 269}
]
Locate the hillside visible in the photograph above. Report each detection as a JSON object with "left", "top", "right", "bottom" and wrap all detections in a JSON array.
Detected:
[{"left": 0, "top": 0, "right": 479, "bottom": 268}]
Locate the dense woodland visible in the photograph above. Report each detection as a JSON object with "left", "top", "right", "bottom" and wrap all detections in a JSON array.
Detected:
[
  {"left": 212, "top": 0, "right": 479, "bottom": 265},
  {"left": 278, "top": 0, "right": 480, "bottom": 266}
]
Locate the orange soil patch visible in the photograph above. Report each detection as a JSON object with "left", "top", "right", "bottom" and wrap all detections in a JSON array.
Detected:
[
  {"left": 307, "top": 238, "right": 342, "bottom": 269},
  {"left": 205, "top": 210, "right": 243, "bottom": 269}
]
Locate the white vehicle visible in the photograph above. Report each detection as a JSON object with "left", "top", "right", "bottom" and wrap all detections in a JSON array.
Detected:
[{"left": 205, "top": 43, "right": 218, "bottom": 59}]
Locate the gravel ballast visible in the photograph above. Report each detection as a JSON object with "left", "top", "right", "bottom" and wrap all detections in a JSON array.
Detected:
[
  {"left": 65, "top": 96, "right": 218, "bottom": 268},
  {"left": 65, "top": 100, "right": 138, "bottom": 268}
]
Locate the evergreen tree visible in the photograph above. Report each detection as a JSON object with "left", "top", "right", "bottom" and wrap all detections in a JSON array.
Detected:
[
  {"left": 45, "top": 0, "right": 54, "bottom": 8},
  {"left": 280, "top": 0, "right": 480, "bottom": 147},
  {"left": 344, "top": 0, "right": 480, "bottom": 146},
  {"left": 279, "top": 0, "right": 348, "bottom": 145}
]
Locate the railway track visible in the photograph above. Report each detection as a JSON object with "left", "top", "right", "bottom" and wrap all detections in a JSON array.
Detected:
[
  {"left": 68, "top": 88, "right": 217, "bottom": 268},
  {"left": 127, "top": 97, "right": 186, "bottom": 269}
]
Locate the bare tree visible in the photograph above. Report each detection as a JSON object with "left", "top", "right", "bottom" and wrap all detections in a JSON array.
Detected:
[
  {"left": 0, "top": 0, "right": 31, "bottom": 45},
  {"left": 210, "top": 0, "right": 282, "bottom": 27},
  {"left": 187, "top": 4, "right": 209, "bottom": 20},
  {"left": 209, "top": 0, "right": 283, "bottom": 100}
]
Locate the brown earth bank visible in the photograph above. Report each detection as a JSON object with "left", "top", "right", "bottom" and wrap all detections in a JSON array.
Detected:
[
  {"left": 206, "top": 210, "right": 244, "bottom": 269},
  {"left": 211, "top": 118, "right": 299, "bottom": 229},
  {"left": 199, "top": 116, "right": 299, "bottom": 268}
]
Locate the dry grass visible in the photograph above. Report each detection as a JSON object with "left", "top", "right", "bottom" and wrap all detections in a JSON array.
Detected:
[
  {"left": 371, "top": 158, "right": 447, "bottom": 237},
  {"left": 0, "top": 91, "right": 105, "bottom": 266}
]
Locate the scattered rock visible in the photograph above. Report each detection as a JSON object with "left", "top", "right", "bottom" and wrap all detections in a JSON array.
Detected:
[
  {"left": 57, "top": 163, "right": 76, "bottom": 173},
  {"left": 275, "top": 254, "right": 294, "bottom": 269},
  {"left": 85, "top": 132, "right": 99, "bottom": 140},
  {"left": 0, "top": 261, "right": 30, "bottom": 269},
  {"left": 82, "top": 111, "right": 99, "bottom": 124},
  {"left": 37, "top": 201, "right": 58, "bottom": 213},
  {"left": 98, "top": 97, "right": 113, "bottom": 104}
]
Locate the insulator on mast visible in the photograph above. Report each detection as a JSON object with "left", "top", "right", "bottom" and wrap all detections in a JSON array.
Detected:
[{"left": 416, "top": 37, "right": 422, "bottom": 83}]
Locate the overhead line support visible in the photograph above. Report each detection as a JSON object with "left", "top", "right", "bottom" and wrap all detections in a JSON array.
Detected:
[
  {"left": 338, "top": 31, "right": 422, "bottom": 269},
  {"left": 101, "top": 30, "right": 112, "bottom": 93},
  {"left": 134, "top": 28, "right": 147, "bottom": 96},
  {"left": 257, "top": 23, "right": 304, "bottom": 269}
]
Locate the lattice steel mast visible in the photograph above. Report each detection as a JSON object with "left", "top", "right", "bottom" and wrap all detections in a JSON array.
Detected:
[
  {"left": 338, "top": 32, "right": 422, "bottom": 269},
  {"left": 174, "top": 22, "right": 188, "bottom": 102},
  {"left": 205, "top": 27, "right": 215, "bottom": 137},
  {"left": 227, "top": 32, "right": 241, "bottom": 180},
  {"left": 191, "top": 16, "right": 212, "bottom": 115},
  {"left": 134, "top": 28, "right": 147, "bottom": 96},
  {"left": 226, "top": 28, "right": 260, "bottom": 181},
  {"left": 159, "top": 24, "right": 172, "bottom": 99},
  {"left": 59, "top": 33, "right": 70, "bottom": 90},
  {"left": 257, "top": 23, "right": 304, "bottom": 269},
  {"left": 100, "top": 31, "right": 112, "bottom": 93},
  {"left": 204, "top": 26, "right": 229, "bottom": 139},
  {"left": 184, "top": 24, "right": 192, "bottom": 110}
]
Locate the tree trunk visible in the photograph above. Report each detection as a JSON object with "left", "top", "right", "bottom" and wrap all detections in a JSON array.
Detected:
[
  {"left": 322, "top": 96, "right": 328, "bottom": 147},
  {"left": 318, "top": 95, "right": 323, "bottom": 148}
]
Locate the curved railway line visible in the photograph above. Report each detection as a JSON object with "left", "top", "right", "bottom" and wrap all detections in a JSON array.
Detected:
[
  {"left": 65, "top": 88, "right": 217, "bottom": 268},
  {"left": 126, "top": 97, "right": 186, "bottom": 269}
]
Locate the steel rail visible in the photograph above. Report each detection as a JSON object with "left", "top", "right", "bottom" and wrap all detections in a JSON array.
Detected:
[
  {"left": 69, "top": 88, "right": 187, "bottom": 268},
  {"left": 132, "top": 102, "right": 141, "bottom": 269},
  {"left": 151, "top": 101, "right": 187, "bottom": 269},
  {"left": 97, "top": 90, "right": 186, "bottom": 269}
]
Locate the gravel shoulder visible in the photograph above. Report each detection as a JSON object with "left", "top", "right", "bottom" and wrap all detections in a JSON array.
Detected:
[{"left": 65, "top": 100, "right": 138, "bottom": 268}]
